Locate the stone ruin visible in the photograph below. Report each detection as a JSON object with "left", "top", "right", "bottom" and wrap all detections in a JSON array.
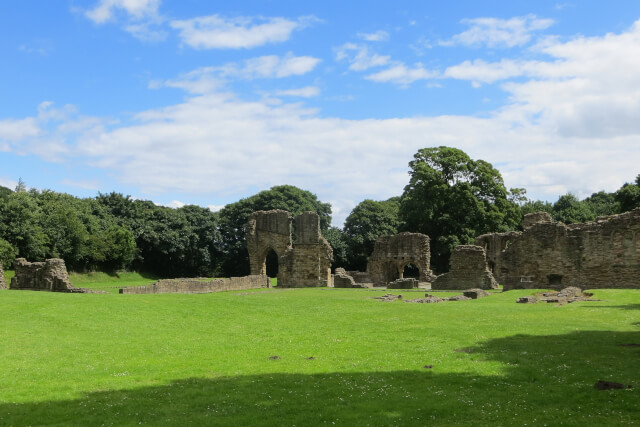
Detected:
[
  {"left": 0, "top": 262, "right": 6, "bottom": 289},
  {"left": 366, "top": 232, "right": 435, "bottom": 286},
  {"left": 476, "top": 208, "right": 640, "bottom": 290},
  {"left": 10, "top": 258, "right": 94, "bottom": 293},
  {"left": 333, "top": 268, "right": 366, "bottom": 288},
  {"left": 247, "top": 210, "right": 333, "bottom": 287},
  {"left": 432, "top": 245, "right": 498, "bottom": 290},
  {"left": 120, "top": 275, "right": 270, "bottom": 294}
]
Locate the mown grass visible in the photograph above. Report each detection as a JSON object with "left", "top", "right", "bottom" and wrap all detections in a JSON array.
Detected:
[
  {"left": 1, "top": 284, "right": 639, "bottom": 426},
  {"left": 67, "top": 271, "right": 159, "bottom": 293}
]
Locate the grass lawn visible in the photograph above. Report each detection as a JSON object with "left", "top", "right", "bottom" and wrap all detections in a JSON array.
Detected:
[{"left": 1, "top": 283, "right": 639, "bottom": 426}]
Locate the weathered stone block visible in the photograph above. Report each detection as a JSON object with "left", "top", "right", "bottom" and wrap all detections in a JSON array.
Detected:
[
  {"left": 0, "top": 262, "right": 5, "bottom": 290},
  {"left": 387, "top": 278, "right": 419, "bottom": 289},
  {"left": 463, "top": 288, "right": 490, "bottom": 299},
  {"left": 516, "top": 296, "right": 538, "bottom": 304},
  {"left": 10, "top": 258, "right": 91, "bottom": 293},
  {"left": 119, "top": 275, "right": 270, "bottom": 294}
]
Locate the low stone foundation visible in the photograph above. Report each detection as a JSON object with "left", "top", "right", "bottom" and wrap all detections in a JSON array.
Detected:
[
  {"left": 333, "top": 268, "right": 364, "bottom": 288},
  {"left": 387, "top": 278, "right": 419, "bottom": 289},
  {"left": 119, "top": 275, "right": 270, "bottom": 294},
  {"left": 10, "top": 258, "right": 93, "bottom": 293}
]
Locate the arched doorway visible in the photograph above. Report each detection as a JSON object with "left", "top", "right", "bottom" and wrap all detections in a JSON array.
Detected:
[
  {"left": 402, "top": 263, "right": 420, "bottom": 279},
  {"left": 265, "top": 249, "right": 279, "bottom": 278}
]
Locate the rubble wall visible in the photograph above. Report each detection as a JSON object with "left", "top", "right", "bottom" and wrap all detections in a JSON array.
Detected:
[
  {"left": 432, "top": 245, "right": 498, "bottom": 290},
  {"left": 485, "top": 208, "right": 640, "bottom": 290},
  {"left": 0, "top": 262, "right": 5, "bottom": 290},
  {"left": 120, "top": 275, "right": 270, "bottom": 294},
  {"left": 367, "top": 232, "right": 434, "bottom": 286},
  {"left": 9, "top": 258, "right": 85, "bottom": 292}
]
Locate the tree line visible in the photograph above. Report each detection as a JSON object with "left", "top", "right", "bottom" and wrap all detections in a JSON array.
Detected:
[{"left": 1, "top": 147, "right": 638, "bottom": 276}]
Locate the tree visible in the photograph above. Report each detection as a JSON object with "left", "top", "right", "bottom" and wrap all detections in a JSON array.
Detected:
[
  {"left": 399, "top": 147, "right": 519, "bottom": 273},
  {"left": 217, "top": 185, "right": 332, "bottom": 276},
  {"left": 584, "top": 191, "right": 618, "bottom": 217},
  {"left": 323, "top": 227, "right": 348, "bottom": 270},
  {"left": 343, "top": 198, "right": 400, "bottom": 271},
  {"left": 0, "top": 238, "right": 16, "bottom": 269},
  {"left": 0, "top": 191, "right": 47, "bottom": 260},
  {"left": 552, "top": 194, "right": 595, "bottom": 224},
  {"left": 614, "top": 174, "right": 640, "bottom": 213}
]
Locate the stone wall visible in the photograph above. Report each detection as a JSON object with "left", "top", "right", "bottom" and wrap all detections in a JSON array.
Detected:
[
  {"left": 432, "top": 245, "right": 498, "bottom": 290},
  {"left": 119, "top": 275, "right": 270, "bottom": 294},
  {"left": 278, "top": 212, "right": 333, "bottom": 287},
  {"left": 367, "top": 232, "right": 434, "bottom": 286},
  {"left": 479, "top": 208, "right": 640, "bottom": 290},
  {"left": 10, "top": 258, "right": 88, "bottom": 292},
  {"left": 475, "top": 231, "right": 520, "bottom": 284},
  {"left": 0, "top": 262, "right": 6, "bottom": 290},
  {"left": 246, "top": 210, "right": 293, "bottom": 276},
  {"left": 246, "top": 210, "right": 333, "bottom": 287}
]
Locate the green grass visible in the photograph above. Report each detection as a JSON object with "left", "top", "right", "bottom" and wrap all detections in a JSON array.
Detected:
[{"left": 1, "top": 285, "right": 639, "bottom": 426}]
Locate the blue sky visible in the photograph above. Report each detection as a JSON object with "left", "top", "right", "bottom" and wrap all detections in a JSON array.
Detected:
[{"left": 1, "top": 1, "right": 639, "bottom": 225}]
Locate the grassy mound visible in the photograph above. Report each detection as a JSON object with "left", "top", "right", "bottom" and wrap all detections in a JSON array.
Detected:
[{"left": 1, "top": 286, "right": 638, "bottom": 425}]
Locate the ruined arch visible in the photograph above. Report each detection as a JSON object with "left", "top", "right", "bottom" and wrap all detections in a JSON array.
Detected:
[{"left": 401, "top": 262, "right": 420, "bottom": 279}]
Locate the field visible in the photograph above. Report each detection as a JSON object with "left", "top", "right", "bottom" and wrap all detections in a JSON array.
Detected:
[{"left": 1, "top": 274, "right": 639, "bottom": 426}]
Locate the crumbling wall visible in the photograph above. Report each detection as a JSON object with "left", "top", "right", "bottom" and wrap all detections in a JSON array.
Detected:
[
  {"left": 432, "top": 245, "right": 498, "bottom": 290},
  {"left": 367, "top": 232, "right": 434, "bottom": 286},
  {"left": 10, "top": 258, "right": 86, "bottom": 292},
  {"left": 246, "top": 210, "right": 332, "bottom": 287},
  {"left": 475, "top": 231, "right": 520, "bottom": 284},
  {"left": 246, "top": 210, "right": 293, "bottom": 276},
  {"left": 278, "top": 212, "right": 333, "bottom": 287},
  {"left": 484, "top": 208, "right": 640, "bottom": 290},
  {"left": 119, "top": 275, "right": 270, "bottom": 294},
  {"left": 0, "top": 262, "right": 6, "bottom": 290}
]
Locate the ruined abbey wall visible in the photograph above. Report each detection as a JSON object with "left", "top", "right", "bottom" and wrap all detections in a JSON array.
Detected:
[
  {"left": 246, "top": 210, "right": 333, "bottom": 287},
  {"left": 432, "top": 245, "right": 498, "bottom": 290},
  {"left": 246, "top": 210, "right": 293, "bottom": 276},
  {"left": 367, "top": 232, "right": 434, "bottom": 286},
  {"left": 119, "top": 275, "right": 270, "bottom": 294},
  {"left": 10, "top": 258, "right": 88, "bottom": 292},
  {"left": 477, "top": 208, "right": 640, "bottom": 290},
  {"left": 0, "top": 262, "right": 6, "bottom": 290}
]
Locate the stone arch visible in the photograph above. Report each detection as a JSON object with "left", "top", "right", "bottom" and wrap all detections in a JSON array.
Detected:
[
  {"left": 260, "top": 247, "right": 281, "bottom": 277},
  {"left": 246, "top": 210, "right": 293, "bottom": 276},
  {"left": 401, "top": 261, "right": 420, "bottom": 279}
]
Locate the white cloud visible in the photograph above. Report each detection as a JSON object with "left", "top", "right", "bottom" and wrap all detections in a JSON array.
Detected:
[
  {"left": 0, "top": 117, "right": 40, "bottom": 143},
  {"left": 170, "top": 15, "right": 316, "bottom": 49},
  {"left": 85, "top": 0, "right": 160, "bottom": 24},
  {"left": 5, "top": 20, "right": 640, "bottom": 225},
  {"left": 366, "top": 63, "right": 437, "bottom": 85},
  {"left": 274, "top": 86, "right": 321, "bottom": 97},
  {"left": 208, "top": 204, "right": 225, "bottom": 212},
  {"left": 335, "top": 43, "right": 390, "bottom": 71},
  {"left": 441, "top": 15, "right": 554, "bottom": 48},
  {"left": 84, "top": 0, "right": 165, "bottom": 41},
  {"left": 160, "top": 54, "right": 321, "bottom": 94},
  {"left": 357, "top": 30, "right": 389, "bottom": 42}
]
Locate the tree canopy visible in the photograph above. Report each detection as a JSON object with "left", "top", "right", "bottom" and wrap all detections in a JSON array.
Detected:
[{"left": 399, "top": 147, "right": 520, "bottom": 273}]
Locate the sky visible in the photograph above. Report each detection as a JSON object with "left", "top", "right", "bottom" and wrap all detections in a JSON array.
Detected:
[{"left": 1, "top": 0, "right": 639, "bottom": 226}]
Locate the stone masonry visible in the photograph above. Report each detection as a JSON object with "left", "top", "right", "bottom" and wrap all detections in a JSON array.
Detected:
[
  {"left": 432, "top": 245, "right": 498, "bottom": 290},
  {"left": 120, "top": 275, "right": 270, "bottom": 294},
  {"left": 477, "top": 208, "right": 640, "bottom": 290},
  {"left": 247, "top": 210, "right": 333, "bottom": 287},
  {"left": 367, "top": 232, "right": 435, "bottom": 286},
  {"left": 0, "top": 262, "right": 6, "bottom": 289},
  {"left": 246, "top": 210, "right": 293, "bottom": 276},
  {"left": 10, "top": 258, "right": 90, "bottom": 293}
]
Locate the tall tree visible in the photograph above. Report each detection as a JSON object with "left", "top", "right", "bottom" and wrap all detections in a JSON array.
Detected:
[
  {"left": 343, "top": 198, "right": 401, "bottom": 271},
  {"left": 614, "top": 174, "right": 640, "bottom": 213},
  {"left": 399, "top": 147, "right": 519, "bottom": 273}
]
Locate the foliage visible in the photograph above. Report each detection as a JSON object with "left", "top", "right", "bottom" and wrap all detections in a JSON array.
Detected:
[
  {"left": 614, "top": 174, "right": 640, "bottom": 212},
  {"left": 399, "top": 147, "right": 520, "bottom": 273},
  {"left": 343, "top": 198, "right": 400, "bottom": 271},
  {"left": 323, "top": 226, "right": 348, "bottom": 269},
  {"left": 0, "top": 237, "right": 16, "bottom": 269},
  {"left": 217, "top": 185, "right": 332, "bottom": 276},
  {"left": 1, "top": 287, "right": 639, "bottom": 425},
  {"left": 551, "top": 193, "right": 596, "bottom": 224}
]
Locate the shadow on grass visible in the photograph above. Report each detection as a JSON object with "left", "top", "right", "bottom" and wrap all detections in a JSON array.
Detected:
[
  {"left": 581, "top": 304, "right": 640, "bottom": 311},
  {"left": 2, "top": 330, "right": 639, "bottom": 426}
]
